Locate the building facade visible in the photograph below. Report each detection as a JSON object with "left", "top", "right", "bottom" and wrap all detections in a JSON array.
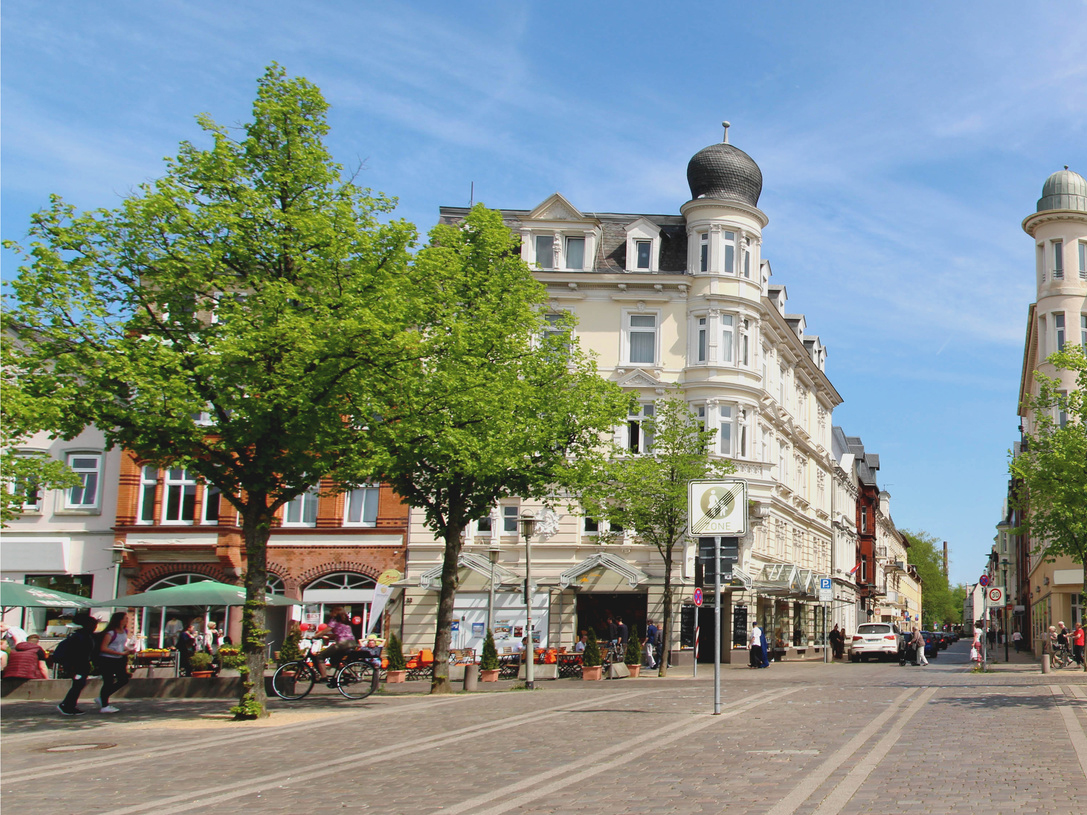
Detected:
[
  {"left": 397, "top": 130, "right": 904, "bottom": 659},
  {"left": 1013, "top": 166, "right": 1087, "bottom": 652}
]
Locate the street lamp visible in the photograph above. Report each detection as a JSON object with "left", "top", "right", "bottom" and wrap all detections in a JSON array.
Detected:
[
  {"left": 1001, "top": 557, "right": 1010, "bottom": 663},
  {"left": 519, "top": 511, "right": 538, "bottom": 690},
  {"left": 487, "top": 541, "right": 501, "bottom": 635}
]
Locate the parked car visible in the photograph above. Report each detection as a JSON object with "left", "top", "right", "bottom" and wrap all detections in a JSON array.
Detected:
[
  {"left": 921, "top": 632, "right": 940, "bottom": 658},
  {"left": 850, "top": 623, "right": 902, "bottom": 662}
]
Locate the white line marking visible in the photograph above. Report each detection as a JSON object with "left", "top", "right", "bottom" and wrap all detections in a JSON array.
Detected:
[{"left": 1051, "top": 685, "right": 1087, "bottom": 779}]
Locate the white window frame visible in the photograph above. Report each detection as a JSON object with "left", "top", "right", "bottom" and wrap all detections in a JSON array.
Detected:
[
  {"left": 623, "top": 310, "right": 659, "bottom": 366},
  {"left": 720, "top": 315, "right": 735, "bottom": 364},
  {"left": 696, "top": 317, "right": 707, "bottom": 363},
  {"left": 626, "top": 403, "right": 655, "bottom": 454},
  {"left": 344, "top": 484, "right": 379, "bottom": 527},
  {"left": 722, "top": 231, "right": 737, "bottom": 275},
  {"left": 1081, "top": 314, "right": 1086, "bottom": 350},
  {"left": 699, "top": 232, "right": 709, "bottom": 273},
  {"left": 1055, "top": 312, "right": 1066, "bottom": 352},
  {"left": 624, "top": 218, "right": 661, "bottom": 273},
  {"left": 564, "top": 235, "right": 586, "bottom": 271},
  {"left": 1079, "top": 241, "right": 1086, "bottom": 280},
  {"left": 7, "top": 451, "right": 46, "bottom": 513},
  {"left": 162, "top": 467, "right": 197, "bottom": 524},
  {"left": 1053, "top": 240, "right": 1064, "bottom": 280},
  {"left": 137, "top": 465, "right": 158, "bottom": 524},
  {"left": 282, "top": 484, "right": 319, "bottom": 527},
  {"left": 501, "top": 504, "right": 520, "bottom": 536},
  {"left": 201, "top": 484, "right": 222, "bottom": 525},
  {"left": 533, "top": 235, "right": 555, "bottom": 270},
  {"left": 64, "top": 452, "right": 103, "bottom": 511}
]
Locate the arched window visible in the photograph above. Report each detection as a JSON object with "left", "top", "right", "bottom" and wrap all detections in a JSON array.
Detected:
[{"left": 301, "top": 572, "right": 380, "bottom": 636}]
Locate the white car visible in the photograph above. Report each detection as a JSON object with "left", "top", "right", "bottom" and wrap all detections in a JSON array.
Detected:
[{"left": 849, "top": 623, "right": 903, "bottom": 662}]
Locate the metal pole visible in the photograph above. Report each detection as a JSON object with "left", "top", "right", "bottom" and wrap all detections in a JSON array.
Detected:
[
  {"left": 521, "top": 514, "right": 536, "bottom": 691},
  {"left": 488, "top": 551, "right": 497, "bottom": 634},
  {"left": 693, "top": 620, "right": 699, "bottom": 679},
  {"left": 1002, "top": 562, "right": 1009, "bottom": 664},
  {"left": 713, "top": 536, "right": 721, "bottom": 715},
  {"left": 823, "top": 602, "right": 828, "bottom": 664}
]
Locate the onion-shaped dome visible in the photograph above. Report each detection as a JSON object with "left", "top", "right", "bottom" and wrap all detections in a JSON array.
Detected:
[
  {"left": 1037, "top": 166, "right": 1087, "bottom": 213},
  {"left": 687, "top": 126, "right": 763, "bottom": 206}
]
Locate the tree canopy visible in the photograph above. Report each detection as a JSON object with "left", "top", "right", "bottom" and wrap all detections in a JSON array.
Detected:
[
  {"left": 366, "top": 204, "right": 630, "bottom": 693},
  {"left": 577, "top": 392, "right": 732, "bottom": 676},
  {"left": 1010, "top": 346, "right": 1087, "bottom": 611},
  {"left": 3, "top": 64, "right": 418, "bottom": 717},
  {"left": 901, "top": 529, "right": 958, "bottom": 627}
]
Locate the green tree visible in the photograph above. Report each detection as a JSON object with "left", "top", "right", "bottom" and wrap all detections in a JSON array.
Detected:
[
  {"left": 578, "top": 393, "right": 732, "bottom": 676},
  {"left": 366, "top": 204, "right": 629, "bottom": 694},
  {"left": 1010, "top": 345, "right": 1087, "bottom": 666},
  {"left": 949, "top": 583, "right": 967, "bottom": 626},
  {"left": 902, "top": 529, "right": 957, "bottom": 627},
  {"left": 2, "top": 65, "right": 417, "bottom": 717}
]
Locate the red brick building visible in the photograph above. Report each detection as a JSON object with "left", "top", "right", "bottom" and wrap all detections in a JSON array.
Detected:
[{"left": 112, "top": 451, "right": 407, "bottom": 651}]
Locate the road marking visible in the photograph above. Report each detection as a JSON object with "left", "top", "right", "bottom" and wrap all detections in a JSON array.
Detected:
[
  {"left": 1051, "top": 685, "right": 1087, "bottom": 779},
  {"left": 810, "top": 687, "right": 938, "bottom": 815},
  {"left": 91, "top": 689, "right": 659, "bottom": 815},
  {"left": 763, "top": 686, "right": 922, "bottom": 815},
  {"left": 436, "top": 686, "right": 799, "bottom": 815}
]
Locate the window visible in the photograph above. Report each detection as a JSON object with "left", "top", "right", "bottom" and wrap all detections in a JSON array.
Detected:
[
  {"left": 1080, "top": 242, "right": 1086, "bottom": 280},
  {"left": 345, "top": 485, "right": 379, "bottom": 526},
  {"left": 535, "top": 235, "right": 554, "bottom": 270},
  {"left": 7, "top": 453, "right": 44, "bottom": 513},
  {"left": 1038, "top": 244, "right": 1046, "bottom": 282},
  {"left": 740, "top": 319, "right": 750, "bottom": 366},
  {"left": 723, "top": 231, "right": 736, "bottom": 274},
  {"left": 720, "top": 406, "right": 733, "bottom": 456},
  {"left": 476, "top": 513, "right": 494, "bottom": 534},
  {"left": 583, "top": 516, "right": 599, "bottom": 535},
  {"left": 1055, "top": 313, "right": 1065, "bottom": 351},
  {"left": 699, "top": 233, "right": 709, "bottom": 272},
  {"left": 861, "top": 509, "right": 868, "bottom": 534},
  {"left": 1081, "top": 315, "right": 1086, "bottom": 349},
  {"left": 761, "top": 344, "right": 769, "bottom": 383},
  {"left": 721, "top": 315, "right": 734, "bottom": 363},
  {"left": 138, "top": 466, "right": 158, "bottom": 523},
  {"left": 627, "top": 403, "right": 654, "bottom": 453},
  {"left": 720, "top": 406, "right": 746, "bottom": 458},
  {"left": 565, "top": 236, "right": 585, "bottom": 270},
  {"left": 65, "top": 453, "right": 102, "bottom": 510},
  {"left": 201, "top": 485, "right": 221, "bottom": 525},
  {"left": 743, "top": 246, "right": 751, "bottom": 279},
  {"left": 1053, "top": 240, "right": 1064, "bottom": 279},
  {"left": 627, "top": 313, "right": 657, "bottom": 365},
  {"left": 635, "top": 240, "right": 651, "bottom": 270},
  {"left": 162, "top": 468, "right": 197, "bottom": 522},
  {"left": 502, "top": 504, "right": 519, "bottom": 534},
  {"left": 697, "top": 317, "right": 707, "bottom": 363},
  {"left": 1058, "top": 390, "right": 1068, "bottom": 429},
  {"left": 860, "top": 557, "right": 867, "bottom": 583},
  {"left": 282, "top": 485, "right": 318, "bottom": 526}
]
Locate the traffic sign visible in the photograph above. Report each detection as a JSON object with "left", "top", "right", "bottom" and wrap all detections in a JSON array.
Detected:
[
  {"left": 819, "top": 577, "right": 833, "bottom": 602},
  {"left": 688, "top": 480, "right": 747, "bottom": 537},
  {"left": 979, "top": 574, "right": 990, "bottom": 587},
  {"left": 693, "top": 587, "right": 704, "bottom": 607},
  {"left": 986, "top": 587, "right": 1004, "bottom": 605}
]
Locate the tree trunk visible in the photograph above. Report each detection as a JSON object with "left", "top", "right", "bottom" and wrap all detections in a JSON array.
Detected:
[
  {"left": 236, "top": 501, "right": 273, "bottom": 719},
  {"left": 659, "top": 546, "right": 673, "bottom": 678},
  {"left": 431, "top": 525, "right": 465, "bottom": 694}
]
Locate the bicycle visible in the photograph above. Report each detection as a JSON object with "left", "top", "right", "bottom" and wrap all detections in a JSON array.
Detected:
[
  {"left": 1051, "top": 643, "right": 1075, "bottom": 669},
  {"left": 271, "top": 647, "right": 381, "bottom": 701}
]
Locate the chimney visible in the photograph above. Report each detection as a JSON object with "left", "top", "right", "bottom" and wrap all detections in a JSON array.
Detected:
[{"left": 943, "top": 541, "right": 949, "bottom": 576}]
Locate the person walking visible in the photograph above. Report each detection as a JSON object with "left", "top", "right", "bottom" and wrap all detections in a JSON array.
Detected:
[
  {"left": 55, "top": 613, "right": 98, "bottom": 716},
  {"left": 177, "top": 623, "right": 198, "bottom": 676},
  {"left": 644, "top": 619, "right": 658, "bottom": 669},
  {"left": 912, "top": 628, "right": 928, "bottom": 666},
  {"left": 828, "top": 624, "right": 843, "bottom": 659},
  {"left": 749, "top": 622, "right": 764, "bottom": 668},
  {"left": 1072, "top": 622, "right": 1085, "bottom": 667},
  {"left": 97, "top": 612, "right": 135, "bottom": 713},
  {"left": 1012, "top": 630, "right": 1023, "bottom": 653}
]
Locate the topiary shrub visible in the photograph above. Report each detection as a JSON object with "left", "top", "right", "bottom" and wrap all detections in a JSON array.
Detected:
[
  {"left": 385, "top": 631, "right": 407, "bottom": 671},
  {"left": 278, "top": 626, "right": 303, "bottom": 664},
  {"left": 624, "top": 626, "right": 642, "bottom": 666},
  {"left": 480, "top": 629, "right": 499, "bottom": 671},
  {"left": 189, "top": 652, "right": 214, "bottom": 672},
  {"left": 582, "top": 630, "right": 603, "bottom": 667}
]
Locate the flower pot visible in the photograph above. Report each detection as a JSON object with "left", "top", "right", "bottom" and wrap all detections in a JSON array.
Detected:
[
  {"left": 479, "top": 669, "right": 501, "bottom": 682},
  {"left": 385, "top": 670, "right": 407, "bottom": 683},
  {"left": 581, "top": 665, "right": 603, "bottom": 681},
  {"left": 627, "top": 664, "right": 641, "bottom": 678},
  {"left": 191, "top": 670, "right": 214, "bottom": 678}
]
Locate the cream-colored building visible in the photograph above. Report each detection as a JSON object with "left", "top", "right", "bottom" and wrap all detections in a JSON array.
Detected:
[
  {"left": 1016, "top": 166, "right": 1087, "bottom": 650},
  {"left": 398, "top": 130, "right": 854, "bottom": 660}
]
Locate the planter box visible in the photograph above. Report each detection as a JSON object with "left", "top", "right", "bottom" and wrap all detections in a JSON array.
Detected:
[
  {"left": 607, "top": 663, "right": 629, "bottom": 679},
  {"left": 480, "top": 669, "right": 501, "bottom": 682},
  {"left": 518, "top": 663, "right": 558, "bottom": 681},
  {"left": 581, "top": 665, "right": 603, "bottom": 681},
  {"left": 385, "top": 670, "right": 407, "bottom": 684},
  {"left": 627, "top": 665, "right": 641, "bottom": 678}
]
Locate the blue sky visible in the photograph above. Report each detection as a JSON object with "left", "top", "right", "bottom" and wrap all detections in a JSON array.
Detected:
[{"left": 3, "top": 2, "right": 1085, "bottom": 586}]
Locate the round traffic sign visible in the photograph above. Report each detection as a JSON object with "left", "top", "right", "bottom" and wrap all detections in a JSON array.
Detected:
[
  {"left": 987, "top": 587, "right": 1004, "bottom": 604},
  {"left": 693, "top": 587, "right": 704, "bottom": 607},
  {"left": 979, "top": 574, "right": 990, "bottom": 587}
]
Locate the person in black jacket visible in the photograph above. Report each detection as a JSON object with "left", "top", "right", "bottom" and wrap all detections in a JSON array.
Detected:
[{"left": 57, "top": 613, "right": 99, "bottom": 716}]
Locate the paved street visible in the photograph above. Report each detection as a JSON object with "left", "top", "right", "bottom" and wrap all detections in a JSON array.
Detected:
[{"left": 2, "top": 641, "right": 1085, "bottom": 815}]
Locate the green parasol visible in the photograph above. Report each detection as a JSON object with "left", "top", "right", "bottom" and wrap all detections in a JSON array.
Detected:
[{"left": 0, "top": 581, "right": 94, "bottom": 609}]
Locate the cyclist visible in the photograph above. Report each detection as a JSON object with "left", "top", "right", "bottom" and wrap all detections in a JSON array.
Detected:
[{"left": 313, "top": 607, "right": 357, "bottom": 683}]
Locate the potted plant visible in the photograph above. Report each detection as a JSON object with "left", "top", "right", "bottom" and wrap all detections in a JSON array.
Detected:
[
  {"left": 479, "top": 630, "right": 500, "bottom": 682},
  {"left": 385, "top": 631, "right": 408, "bottom": 683},
  {"left": 581, "top": 631, "right": 603, "bottom": 680},
  {"left": 277, "top": 626, "right": 304, "bottom": 665},
  {"left": 216, "top": 646, "right": 246, "bottom": 671},
  {"left": 624, "top": 626, "right": 642, "bottom": 677},
  {"left": 189, "top": 652, "right": 214, "bottom": 678}
]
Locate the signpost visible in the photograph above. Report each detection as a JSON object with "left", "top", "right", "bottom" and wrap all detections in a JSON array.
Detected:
[
  {"left": 819, "top": 577, "right": 833, "bottom": 664},
  {"left": 689, "top": 479, "right": 747, "bottom": 715},
  {"left": 692, "top": 588, "right": 702, "bottom": 679}
]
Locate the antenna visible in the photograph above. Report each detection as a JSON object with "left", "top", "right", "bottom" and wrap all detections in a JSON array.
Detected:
[{"left": 469, "top": 181, "right": 474, "bottom": 208}]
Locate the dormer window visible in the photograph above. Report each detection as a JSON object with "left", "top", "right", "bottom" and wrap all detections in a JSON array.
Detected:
[
  {"left": 535, "top": 236, "right": 555, "bottom": 270},
  {"left": 566, "top": 236, "right": 585, "bottom": 270},
  {"left": 624, "top": 218, "right": 661, "bottom": 273}
]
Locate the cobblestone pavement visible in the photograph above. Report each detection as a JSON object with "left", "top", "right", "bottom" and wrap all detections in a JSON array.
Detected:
[{"left": 2, "top": 641, "right": 1085, "bottom": 815}]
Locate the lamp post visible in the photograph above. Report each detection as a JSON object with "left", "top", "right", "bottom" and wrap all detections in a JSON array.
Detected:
[
  {"left": 1001, "top": 557, "right": 1010, "bottom": 663},
  {"left": 519, "top": 511, "right": 538, "bottom": 690},
  {"left": 487, "top": 541, "right": 500, "bottom": 635}
]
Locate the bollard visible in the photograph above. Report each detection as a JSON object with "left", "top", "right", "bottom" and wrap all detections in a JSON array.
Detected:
[
  {"left": 1041, "top": 653, "right": 1050, "bottom": 674},
  {"left": 463, "top": 663, "right": 479, "bottom": 691}
]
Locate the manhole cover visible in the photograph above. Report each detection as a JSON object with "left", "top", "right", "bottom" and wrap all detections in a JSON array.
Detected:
[{"left": 43, "top": 743, "right": 116, "bottom": 753}]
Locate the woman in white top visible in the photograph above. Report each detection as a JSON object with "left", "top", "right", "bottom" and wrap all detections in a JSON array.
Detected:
[{"left": 97, "top": 612, "right": 135, "bottom": 713}]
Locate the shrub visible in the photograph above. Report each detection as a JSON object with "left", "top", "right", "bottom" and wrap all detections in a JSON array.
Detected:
[
  {"left": 278, "top": 627, "right": 303, "bottom": 664},
  {"left": 217, "top": 646, "right": 246, "bottom": 670},
  {"left": 189, "top": 652, "right": 214, "bottom": 672},
  {"left": 582, "top": 630, "right": 603, "bottom": 667},
  {"left": 480, "top": 630, "right": 499, "bottom": 671},
  {"left": 624, "top": 627, "right": 642, "bottom": 666},
  {"left": 385, "top": 631, "right": 407, "bottom": 671}
]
